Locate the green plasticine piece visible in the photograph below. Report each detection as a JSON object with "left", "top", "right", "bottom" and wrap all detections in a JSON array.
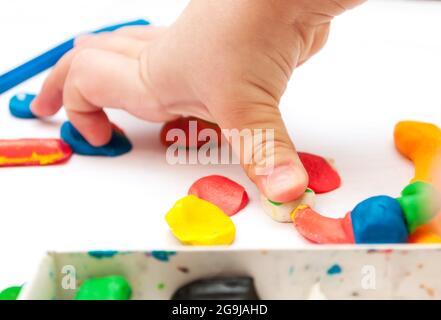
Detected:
[
  {"left": 75, "top": 276, "right": 132, "bottom": 300},
  {"left": 268, "top": 199, "right": 282, "bottom": 206},
  {"left": 269, "top": 189, "right": 314, "bottom": 206},
  {"left": 397, "top": 181, "right": 441, "bottom": 233},
  {"left": 0, "top": 286, "right": 22, "bottom": 300}
]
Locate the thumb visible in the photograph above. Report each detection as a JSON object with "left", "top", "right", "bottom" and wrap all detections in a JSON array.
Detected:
[{"left": 214, "top": 103, "right": 308, "bottom": 203}]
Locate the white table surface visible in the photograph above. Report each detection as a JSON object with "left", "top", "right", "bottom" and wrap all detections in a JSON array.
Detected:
[{"left": 0, "top": 0, "right": 440, "bottom": 289}]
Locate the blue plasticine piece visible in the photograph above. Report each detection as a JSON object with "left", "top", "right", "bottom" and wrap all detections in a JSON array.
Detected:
[
  {"left": 351, "top": 196, "right": 408, "bottom": 244},
  {"left": 0, "top": 19, "right": 149, "bottom": 94},
  {"left": 9, "top": 93, "right": 37, "bottom": 119},
  {"left": 60, "top": 121, "right": 132, "bottom": 157}
]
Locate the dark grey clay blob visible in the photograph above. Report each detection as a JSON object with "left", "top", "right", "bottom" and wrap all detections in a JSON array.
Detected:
[{"left": 172, "top": 277, "right": 260, "bottom": 300}]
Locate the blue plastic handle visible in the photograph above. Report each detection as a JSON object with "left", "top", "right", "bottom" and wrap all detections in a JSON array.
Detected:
[{"left": 0, "top": 19, "right": 150, "bottom": 95}]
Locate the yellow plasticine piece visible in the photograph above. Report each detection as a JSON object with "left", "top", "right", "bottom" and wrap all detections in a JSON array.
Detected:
[
  {"left": 427, "top": 211, "right": 441, "bottom": 235},
  {"left": 418, "top": 234, "right": 441, "bottom": 244},
  {"left": 413, "top": 213, "right": 441, "bottom": 244},
  {"left": 394, "top": 121, "right": 441, "bottom": 184},
  {"left": 409, "top": 226, "right": 441, "bottom": 244},
  {"left": 165, "top": 195, "right": 236, "bottom": 246}
]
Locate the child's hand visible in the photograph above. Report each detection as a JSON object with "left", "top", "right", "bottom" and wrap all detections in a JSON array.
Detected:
[{"left": 32, "top": 0, "right": 364, "bottom": 202}]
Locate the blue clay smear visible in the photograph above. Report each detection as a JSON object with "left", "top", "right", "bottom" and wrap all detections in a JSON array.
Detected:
[
  {"left": 88, "top": 250, "right": 119, "bottom": 259},
  {"left": 61, "top": 121, "right": 132, "bottom": 156},
  {"left": 351, "top": 196, "right": 408, "bottom": 244},
  {"left": 9, "top": 93, "right": 37, "bottom": 119},
  {"left": 151, "top": 251, "right": 177, "bottom": 262},
  {"left": 327, "top": 264, "right": 342, "bottom": 275}
]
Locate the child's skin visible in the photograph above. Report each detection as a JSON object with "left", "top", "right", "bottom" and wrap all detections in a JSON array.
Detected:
[{"left": 31, "top": 0, "right": 365, "bottom": 202}]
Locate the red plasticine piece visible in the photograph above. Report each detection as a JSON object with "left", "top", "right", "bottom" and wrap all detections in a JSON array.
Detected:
[
  {"left": 160, "top": 117, "right": 222, "bottom": 149},
  {"left": 0, "top": 138, "right": 72, "bottom": 167},
  {"left": 292, "top": 206, "right": 354, "bottom": 244},
  {"left": 298, "top": 152, "right": 341, "bottom": 194},
  {"left": 188, "top": 175, "right": 249, "bottom": 216}
]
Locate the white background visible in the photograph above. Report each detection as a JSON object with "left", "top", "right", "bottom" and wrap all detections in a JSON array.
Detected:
[{"left": 0, "top": 0, "right": 440, "bottom": 289}]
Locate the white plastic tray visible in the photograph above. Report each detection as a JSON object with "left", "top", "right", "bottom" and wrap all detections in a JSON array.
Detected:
[{"left": 18, "top": 246, "right": 441, "bottom": 300}]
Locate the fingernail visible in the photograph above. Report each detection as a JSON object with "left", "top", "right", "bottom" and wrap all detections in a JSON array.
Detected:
[{"left": 261, "top": 163, "right": 307, "bottom": 202}]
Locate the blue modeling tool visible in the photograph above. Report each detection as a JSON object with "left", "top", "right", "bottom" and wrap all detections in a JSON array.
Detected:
[{"left": 0, "top": 19, "right": 149, "bottom": 95}]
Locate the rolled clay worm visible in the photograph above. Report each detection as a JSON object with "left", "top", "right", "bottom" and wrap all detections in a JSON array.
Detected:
[
  {"left": 292, "top": 121, "right": 441, "bottom": 245},
  {"left": 293, "top": 182, "right": 441, "bottom": 244},
  {"left": 292, "top": 205, "right": 354, "bottom": 244},
  {"left": 0, "top": 138, "right": 72, "bottom": 167}
]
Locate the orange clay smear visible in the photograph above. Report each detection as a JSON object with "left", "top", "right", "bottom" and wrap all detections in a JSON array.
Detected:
[{"left": 394, "top": 121, "right": 441, "bottom": 184}]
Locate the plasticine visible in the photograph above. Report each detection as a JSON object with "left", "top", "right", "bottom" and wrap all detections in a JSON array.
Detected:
[
  {"left": 394, "top": 121, "right": 441, "bottom": 184},
  {"left": 172, "top": 277, "right": 260, "bottom": 300},
  {"left": 165, "top": 195, "right": 236, "bottom": 246},
  {"left": 0, "top": 286, "right": 22, "bottom": 300},
  {"left": 88, "top": 250, "right": 119, "bottom": 259},
  {"left": 351, "top": 196, "right": 409, "bottom": 244},
  {"left": 292, "top": 121, "right": 441, "bottom": 245},
  {"left": 261, "top": 189, "right": 315, "bottom": 223},
  {"left": 60, "top": 121, "right": 132, "bottom": 157},
  {"left": 9, "top": 93, "right": 36, "bottom": 119},
  {"left": 0, "top": 138, "right": 72, "bottom": 167},
  {"left": 397, "top": 181, "right": 441, "bottom": 233},
  {"left": 188, "top": 175, "right": 248, "bottom": 216},
  {"left": 298, "top": 152, "right": 341, "bottom": 194},
  {"left": 160, "top": 117, "right": 222, "bottom": 149},
  {"left": 409, "top": 225, "right": 441, "bottom": 244},
  {"left": 292, "top": 205, "right": 354, "bottom": 244},
  {"left": 75, "top": 276, "right": 132, "bottom": 300}
]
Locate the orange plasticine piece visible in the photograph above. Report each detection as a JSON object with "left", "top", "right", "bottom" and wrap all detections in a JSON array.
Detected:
[
  {"left": 413, "top": 212, "right": 441, "bottom": 243},
  {"left": 427, "top": 211, "right": 441, "bottom": 235},
  {"left": 394, "top": 121, "right": 441, "bottom": 184},
  {"left": 409, "top": 225, "right": 441, "bottom": 244}
]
